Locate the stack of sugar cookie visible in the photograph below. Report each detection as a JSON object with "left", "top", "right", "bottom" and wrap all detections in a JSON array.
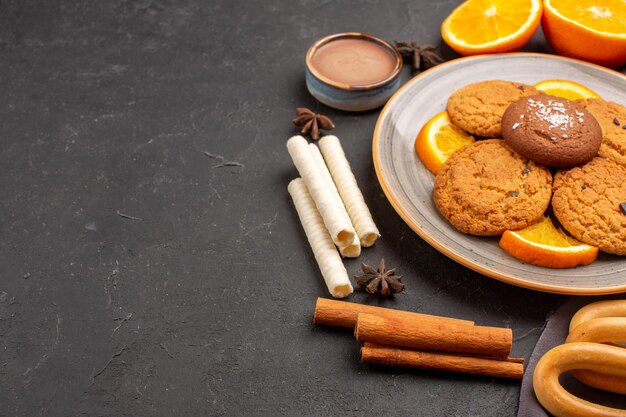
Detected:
[
  {"left": 421, "top": 80, "right": 626, "bottom": 265},
  {"left": 286, "top": 135, "right": 380, "bottom": 297}
]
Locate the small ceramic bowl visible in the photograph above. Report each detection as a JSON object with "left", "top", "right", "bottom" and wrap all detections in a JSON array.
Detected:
[{"left": 305, "top": 33, "right": 403, "bottom": 112}]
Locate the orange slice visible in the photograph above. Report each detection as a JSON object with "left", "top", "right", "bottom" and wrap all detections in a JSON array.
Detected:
[
  {"left": 542, "top": 0, "right": 626, "bottom": 68},
  {"left": 415, "top": 111, "right": 475, "bottom": 174},
  {"left": 499, "top": 216, "right": 599, "bottom": 269},
  {"left": 441, "top": 0, "right": 543, "bottom": 56},
  {"left": 533, "top": 79, "right": 601, "bottom": 100}
]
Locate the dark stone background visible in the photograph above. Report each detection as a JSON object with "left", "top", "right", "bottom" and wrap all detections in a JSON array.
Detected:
[{"left": 0, "top": 1, "right": 623, "bottom": 416}]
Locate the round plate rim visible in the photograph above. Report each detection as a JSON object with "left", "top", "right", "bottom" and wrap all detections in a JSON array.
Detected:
[{"left": 372, "top": 52, "right": 626, "bottom": 295}]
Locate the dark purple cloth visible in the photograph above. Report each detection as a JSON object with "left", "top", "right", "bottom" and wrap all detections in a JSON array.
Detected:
[{"left": 518, "top": 297, "right": 626, "bottom": 417}]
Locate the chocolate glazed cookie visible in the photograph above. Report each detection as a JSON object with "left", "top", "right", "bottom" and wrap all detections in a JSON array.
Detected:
[
  {"left": 433, "top": 139, "right": 553, "bottom": 236},
  {"left": 501, "top": 94, "right": 602, "bottom": 168}
]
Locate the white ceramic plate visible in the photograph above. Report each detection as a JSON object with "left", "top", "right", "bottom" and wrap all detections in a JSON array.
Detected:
[{"left": 373, "top": 53, "right": 626, "bottom": 295}]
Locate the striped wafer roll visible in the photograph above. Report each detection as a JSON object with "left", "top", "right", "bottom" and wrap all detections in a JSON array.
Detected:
[
  {"left": 287, "top": 136, "right": 356, "bottom": 247},
  {"left": 318, "top": 135, "right": 380, "bottom": 247},
  {"left": 337, "top": 235, "right": 361, "bottom": 258},
  {"left": 288, "top": 178, "right": 353, "bottom": 298},
  {"left": 308, "top": 143, "right": 361, "bottom": 258}
]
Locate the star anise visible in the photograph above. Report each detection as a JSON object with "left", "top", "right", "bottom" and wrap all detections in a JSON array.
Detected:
[
  {"left": 292, "top": 107, "right": 335, "bottom": 140},
  {"left": 354, "top": 259, "right": 404, "bottom": 296},
  {"left": 395, "top": 41, "right": 444, "bottom": 71}
]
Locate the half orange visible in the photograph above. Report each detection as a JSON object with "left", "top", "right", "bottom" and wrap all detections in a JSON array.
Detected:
[
  {"left": 499, "top": 216, "right": 599, "bottom": 269},
  {"left": 441, "top": 0, "right": 543, "bottom": 56},
  {"left": 415, "top": 111, "right": 475, "bottom": 174},
  {"left": 542, "top": 0, "right": 626, "bottom": 68}
]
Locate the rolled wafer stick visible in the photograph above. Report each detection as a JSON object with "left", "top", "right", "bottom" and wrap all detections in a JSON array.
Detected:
[
  {"left": 361, "top": 343, "right": 524, "bottom": 380},
  {"left": 287, "top": 136, "right": 355, "bottom": 247},
  {"left": 288, "top": 178, "right": 353, "bottom": 298},
  {"left": 355, "top": 312, "right": 512, "bottom": 357},
  {"left": 308, "top": 143, "right": 361, "bottom": 258},
  {"left": 318, "top": 135, "right": 380, "bottom": 247},
  {"left": 313, "top": 297, "right": 474, "bottom": 328},
  {"left": 336, "top": 236, "right": 360, "bottom": 258}
]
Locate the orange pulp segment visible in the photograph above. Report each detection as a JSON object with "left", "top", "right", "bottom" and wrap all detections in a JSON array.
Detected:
[
  {"left": 546, "top": 0, "right": 626, "bottom": 34},
  {"left": 533, "top": 79, "right": 601, "bottom": 100},
  {"left": 542, "top": 0, "right": 626, "bottom": 67},
  {"left": 441, "top": 0, "right": 543, "bottom": 56},
  {"left": 499, "top": 216, "right": 599, "bottom": 268},
  {"left": 415, "top": 111, "right": 475, "bottom": 175}
]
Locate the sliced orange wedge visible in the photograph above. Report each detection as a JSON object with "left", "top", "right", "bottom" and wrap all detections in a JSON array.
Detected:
[
  {"left": 441, "top": 0, "right": 543, "bottom": 56},
  {"left": 415, "top": 111, "right": 475, "bottom": 174},
  {"left": 533, "top": 79, "right": 601, "bottom": 100},
  {"left": 543, "top": 0, "right": 626, "bottom": 68},
  {"left": 499, "top": 216, "right": 599, "bottom": 269}
]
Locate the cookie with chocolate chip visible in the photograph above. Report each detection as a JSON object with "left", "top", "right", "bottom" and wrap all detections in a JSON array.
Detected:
[
  {"left": 552, "top": 157, "right": 626, "bottom": 255},
  {"left": 576, "top": 98, "right": 626, "bottom": 167},
  {"left": 446, "top": 80, "right": 540, "bottom": 137},
  {"left": 433, "top": 139, "right": 553, "bottom": 236}
]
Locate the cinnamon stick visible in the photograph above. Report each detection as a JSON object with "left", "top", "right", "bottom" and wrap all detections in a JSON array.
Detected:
[
  {"left": 313, "top": 298, "right": 474, "bottom": 329},
  {"left": 355, "top": 313, "right": 512, "bottom": 357},
  {"left": 361, "top": 343, "right": 523, "bottom": 380}
]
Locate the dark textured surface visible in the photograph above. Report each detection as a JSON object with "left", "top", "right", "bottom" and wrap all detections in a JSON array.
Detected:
[{"left": 0, "top": 1, "right": 624, "bottom": 416}]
